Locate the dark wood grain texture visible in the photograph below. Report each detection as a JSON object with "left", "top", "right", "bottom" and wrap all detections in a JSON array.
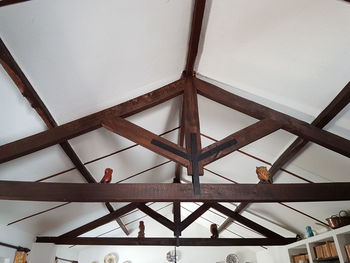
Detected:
[
  {"left": 0, "top": 79, "right": 185, "bottom": 164},
  {"left": 200, "top": 119, "right": 281, "bottom": 165},
  {"left": 218, "top": 81, "right": 350, "bottom": 232},
  {"left": 59, "top": 203, "right": 139, "bottom": 238},
  {"left": 184, "top": 0, "right": 207, "bottom": 76},
  {"left": 183, "top": 79, "right": 203, "bottom": 175},
  {"left": 138, "top": 203, "right": 175, "bottom": 231},
  {"left": 1, "top": 182, "right": 350, "bottom": 202},
  {"left": 195, "top": 78, "right": 350, "bottom": 158},
  {"left": 173, "top": 202, "right": 181, "bottom": 236},
  {"left": 102, "top": 118, "right": 189, "bottom": 167},
  {"left": 180, "top": 203, "right": 211, "bottom": 231},
  {"left": 0, "top": 38, "right": 129, "bottom": 235},
  {"left": 269, "top": 81, "right": 350, "bottom": 176},
  {"left": 174, "top": 98, "right": 186, "bottom": 183},
  {"left": 210, "top": 203, "right": 283, "bottom": 239},
  {"left": 36, "top": 237, "right": 297, "bottom": 246}
]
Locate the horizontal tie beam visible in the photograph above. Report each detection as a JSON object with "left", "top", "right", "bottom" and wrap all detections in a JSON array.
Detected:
[{"left": 1, "top": 181, "right": 350, "bottom": 202}]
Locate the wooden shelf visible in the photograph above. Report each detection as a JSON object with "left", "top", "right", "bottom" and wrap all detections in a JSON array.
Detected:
[
  {"left": 286, "top": 225, "right": 350, "bottom": 263},
  {"left": 313, "top": 257, "right": 339, "bottom": 262}
]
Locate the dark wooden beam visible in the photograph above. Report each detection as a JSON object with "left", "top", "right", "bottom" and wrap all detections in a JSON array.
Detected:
[
  {"left": 173, "top": 202, "right": 181, "bottom": 237},
  {"left": 36, "top": 237, "right": 296, "bottom": 246},
  {"left": 269, "top": 81, "right": 350, "bottom": 176},
  {"left": 0, "top": 78, "right": 185, "bottom": 164},
  {"left": 138, "top": 203, "right": 175, "bottom": 231},
  {"left": 183, "top": 79, "right": 203, "bottom": 173},
  {"left": 210, "top": 203, "right": 283, "bottom": 239},
  {"left": 180, "top": 203, "right": 211, "bottom": 232},
  {"left": 200, "top": 119, "right": 281, "bottom": 166},
  {"left": 195, "top": 78, "right": 350, "bottom": 158},
  {"left": 2, "top": 182, "right": 350, "bottom": 202},
  {"left": 218, "top": 81, "right": 350, "bottom": 233},
  {"left": 184, "top": 0, "right": 207, "bottom": 76},
  {"left": 102, "top": 118, "right": 189, "bottom": 167},
  {"left": 59, "top": 203, "right": 139, "bottom": 239},
  {"left": 0, "top": 0, "right": 30, "bottom": 7},
  {"left": 0, "top": 38, "right": 129, "bottom": 235},
  {"left": 183, "top": 79, "right": 203, "bottom": 194},
  {"left": 174, "top": 98, "right": 186, "bottom": 183}
]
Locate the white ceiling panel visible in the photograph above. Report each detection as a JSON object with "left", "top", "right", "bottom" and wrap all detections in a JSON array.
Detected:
[
  {"left": 198, "top": 0, "right": 350, "bottom": 117},
  {"left": 0, "top": 0, "right": 192, "bottom": 124},
  {"left": 15, "top": 202, "right": 107, "bottom": 236},
  {"left": 84, "top": 144, "right": 173, "bottom": 184},
  {"left": 67, "top": 98, "right": 180, "bottom": 163},
  {"left": 0, "top": 201, "right": 64, "bottom": 226},
  {"left": 0, "top": 65, "right": 45, "bottom": 145},
  {"left": 288, "top": 143, "right": 350, "bottom": 182},
  {"left": 0, "top": 145, "right": 75, "bottom": 181},
  {"left": 283, "top": 201, "right": 350, "bottom": 227},
  {"left": 247, "top": 202, "right": 323, "bottom": 236}
]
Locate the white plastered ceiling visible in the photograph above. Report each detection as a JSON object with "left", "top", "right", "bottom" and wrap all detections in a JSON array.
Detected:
[{"left": 0, "top": 0, "right": 349, "bottom": 252}]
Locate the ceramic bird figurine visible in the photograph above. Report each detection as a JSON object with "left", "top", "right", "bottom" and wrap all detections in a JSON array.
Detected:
[
  {"left": 256, "top": 166, "right": 273, "bottom": 183},
  {"left": 210, "top": 223, "right": 219, "bottom": 239},
  {"left": 138, "top": 221, "right": 145, "bottom": 238},
  {"left": 100, "top": 168, "right": 113, "bottom": 183}
]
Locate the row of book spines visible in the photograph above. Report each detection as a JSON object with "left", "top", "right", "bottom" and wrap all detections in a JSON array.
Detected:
[{"left": 314, "top": 242, "right": 338, "bottom": 259}]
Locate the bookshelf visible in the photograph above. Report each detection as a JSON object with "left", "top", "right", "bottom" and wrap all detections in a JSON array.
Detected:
[
  {"left": 335, "top": 229, "right": 350, "bottom": 263},
  {"left": 286, "top": 225, "right": 350, "bottom": 263}
]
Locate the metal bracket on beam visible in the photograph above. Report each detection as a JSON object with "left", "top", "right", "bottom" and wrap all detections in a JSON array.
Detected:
[{"left": 151, "top": 135, "right": 237, "bottom": 194}]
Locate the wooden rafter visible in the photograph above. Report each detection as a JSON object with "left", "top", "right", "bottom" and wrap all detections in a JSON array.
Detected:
[
  {"left": 36, "top": 237, "right": 297, "bottom": 246},
  {"left": 0, "top": 38, "right": 129, "bottom": 235},
  {"left": 183, "top": 78, "right": 203, "bottom": 193},
  {"left": 200, "top": 119, "right": 282, "bottom": 166},
  {"left": 102, "top": 118, "right": 189, "bottom": 167},
  {"left": 174, "top": 98, "right": 186, "bottom": 183},
  {"left": 0, "top": 0, "right": 30, "bottom": 8},
  {"left": 180, "top": 203, "right": 211, "bottom": 232},
  {"left": 1, "top": 182, "right": 350, "bottom": 202},
  {"left": 173, "top": 202, "right": 181, "bottom": 237},
  {"left": 138, "top": 203, "right": 175, "bottom": 231},
  {"left": 59, "top": 203, "right": 140, "bottom": 239},
  {"left": 184, "top": 0, "right": 207, "bottom": 76},
  {"left": 0, "top": 79, "right": 185, "bottom": 164},
  {"left": 218, "top": 81, "right": 350, "bottom": 233},
  {"left": 210, "top": 203, "right": 283, "bottom": 239},
  {"left": 269, "top": 81, "right": 350, "bottom": 176},
  {"left": 1, "top": 0, "right": 350, "bottom": 248},
  {"left": 195, "top": 77, "right": 350, "bottom": 158}
]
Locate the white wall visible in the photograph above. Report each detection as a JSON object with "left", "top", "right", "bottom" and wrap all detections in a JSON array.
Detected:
[
  {"left": 79, "top": 245, "right": 258, "bottom": 263},
  {"left": 0, "top": 225, "right": 35, "bottom": 263},
  {"left": 28, "top": 243, "right": 57, "bottom": 263},
  {"left": 77, "top": 216, "right": 258, "bottom": 263},
  {"left": 256, "top": 246, "right": 289, "bottom": 263},
  {"left": 56, "top": 246, "right": 79, "bottom": 262}
]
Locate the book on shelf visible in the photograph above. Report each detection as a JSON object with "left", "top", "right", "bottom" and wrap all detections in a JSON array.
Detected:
[
  {"left": 345, "top": 244, "right": 350, "bottom": 261},
  {"left": 292, "top": 253, "right": 309, "bottom": 263},
  {"left": 314, "top": 242, "right": 338, "bottom": 260},
  {"left": 329, "top": 242, "right": 338, "bottom": 257},
  {"left": 315, "top": 245, "right": 324, "bottom": 259},
  {"left": 322, "top": 243, "right": 331, "bottom": 258}
]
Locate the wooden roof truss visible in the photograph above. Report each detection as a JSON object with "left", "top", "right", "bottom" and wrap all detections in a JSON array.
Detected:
[{"left": 0, "top": 0, "right": 350, "bottom": 247}]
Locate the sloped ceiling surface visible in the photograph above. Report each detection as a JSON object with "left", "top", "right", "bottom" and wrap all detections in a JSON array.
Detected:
[{"left": 0, "top": 0, "right": 350, "bottom": 251}]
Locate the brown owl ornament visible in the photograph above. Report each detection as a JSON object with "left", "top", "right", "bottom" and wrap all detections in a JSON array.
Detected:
[
  {"left": 210, "top": 223, "right": 219, "bottom": 239},
  {"left": 256, "top": 166, "right": 273, "bottom": 184}
]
